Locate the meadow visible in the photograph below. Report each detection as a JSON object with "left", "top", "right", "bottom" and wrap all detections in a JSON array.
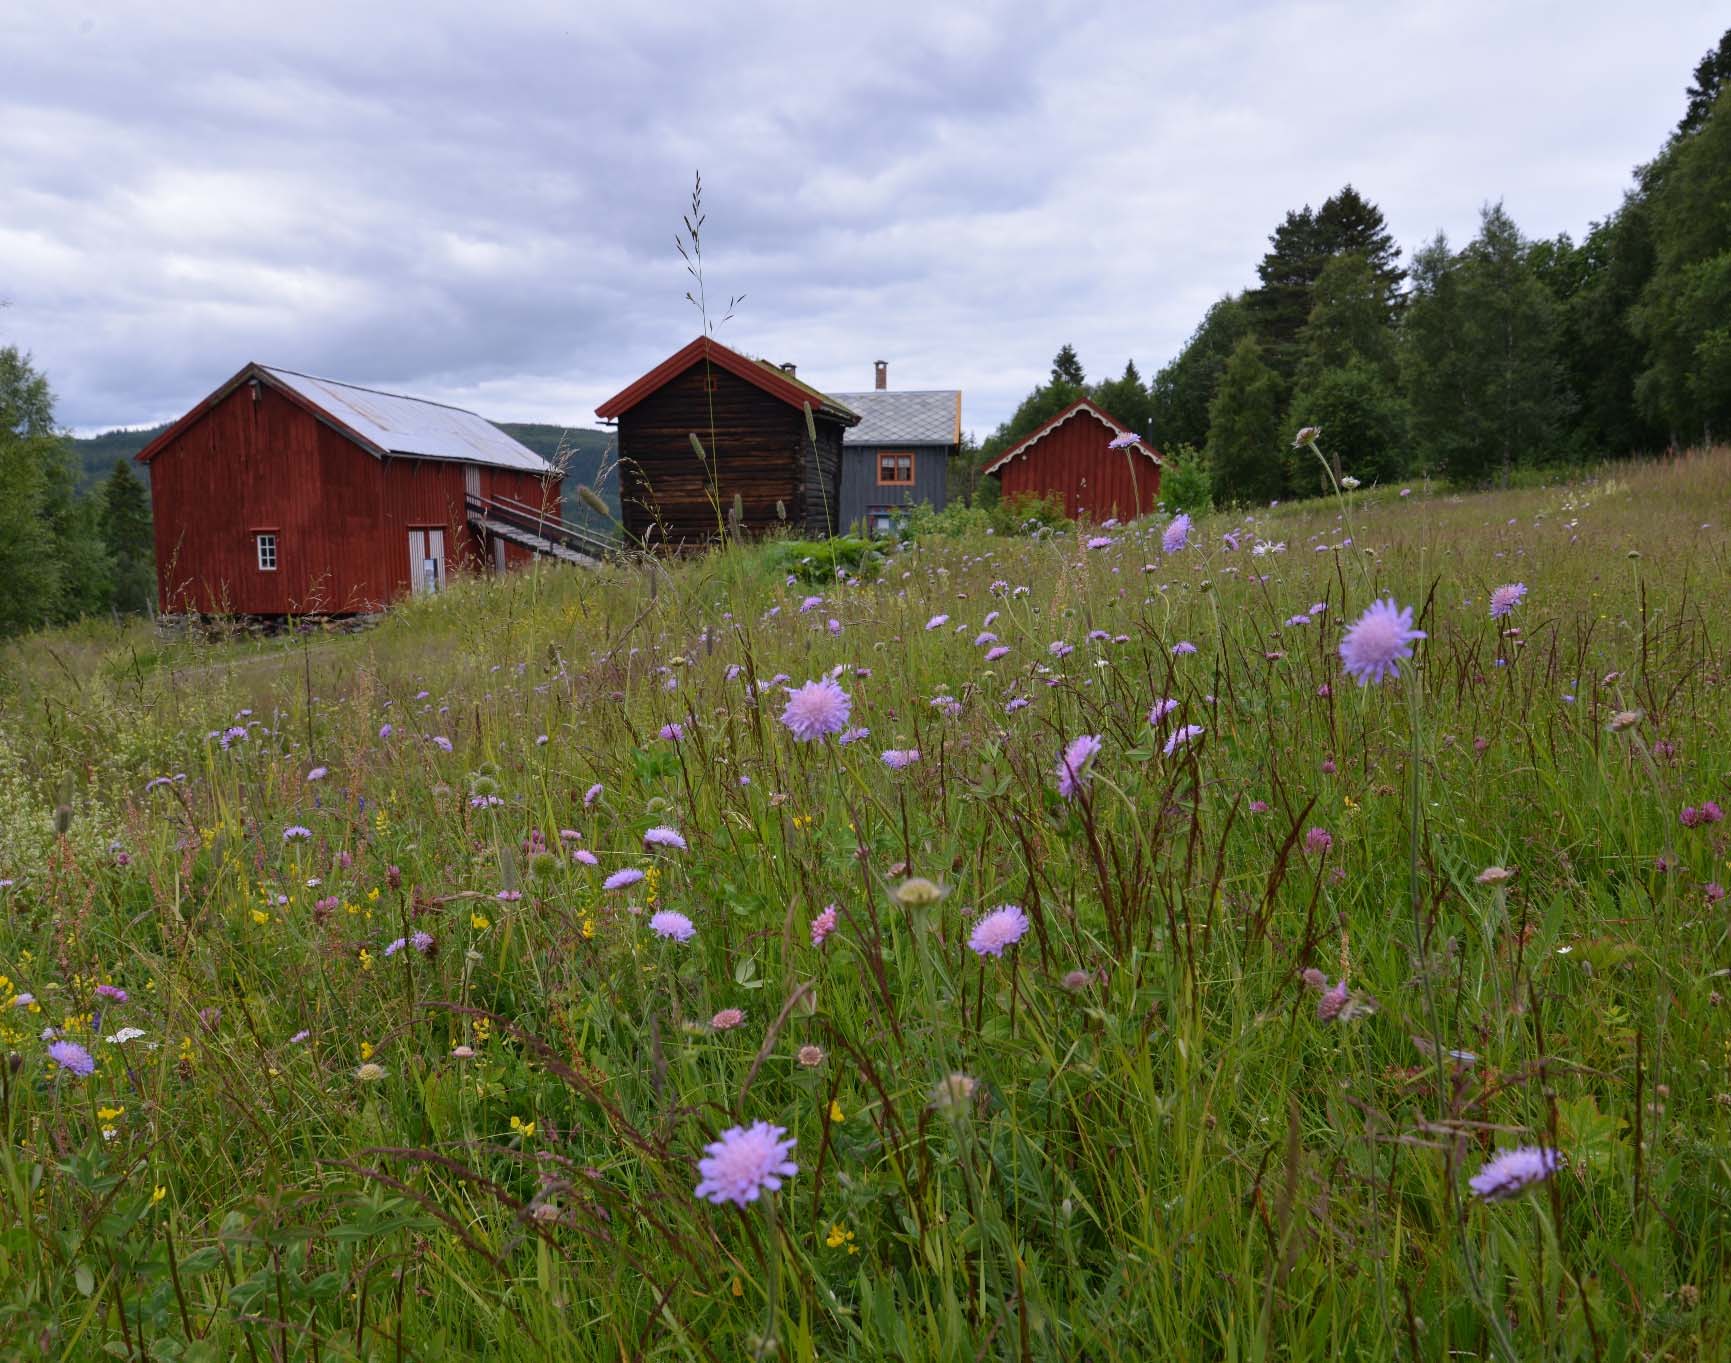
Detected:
[{"left": 1, "top": 449, "right": 1728, "bottom": 1362}]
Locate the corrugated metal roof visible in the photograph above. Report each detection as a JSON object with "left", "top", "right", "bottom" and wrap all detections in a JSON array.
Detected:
[
  {"left": 828, "top": 390, "right": 962, "bottom": 447},
  {"left": 262, "top": 366, "right": 553, "bottom": 472}
]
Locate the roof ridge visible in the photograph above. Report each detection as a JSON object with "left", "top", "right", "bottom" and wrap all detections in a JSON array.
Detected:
[{"left": 260, "top": 365, "right": 490, "bottom": 421}]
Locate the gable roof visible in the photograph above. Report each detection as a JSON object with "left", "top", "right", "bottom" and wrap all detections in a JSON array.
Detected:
[
  {"left": 134, "top": 362, "right": 555, "bottom": 473},
  {"left": 594, "top": 335, "right": 860, "bottom": 425},
  {"left": 980, "top": 397, "right": 1161, "bottom": 476},
  {"left": 827, "top": 389, "right": 962, "bottom": 447}
]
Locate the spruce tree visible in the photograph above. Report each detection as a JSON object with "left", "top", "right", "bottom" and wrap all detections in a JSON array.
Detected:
[
  {"left": 101, "top": 459, "right": 155, "bottom": 615},
  {"left": 1205, "top": 336, "right": 1286, "bottom": 505},
  {"left": 1149, "top": 294, "right": 1252, "bottom": 453}
]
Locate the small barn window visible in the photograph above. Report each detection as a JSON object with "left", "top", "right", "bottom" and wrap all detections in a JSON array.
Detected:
[
  {"left": 255, "top": 533, "right": 278, "bottom": 571},
  {"left": 877, "top": 452, "right": 914, "bottom": 486}
]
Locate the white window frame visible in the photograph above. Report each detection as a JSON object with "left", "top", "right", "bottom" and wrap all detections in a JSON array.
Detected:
[{"left": 256, "top": 533, "right": 278, "bottom": 571}]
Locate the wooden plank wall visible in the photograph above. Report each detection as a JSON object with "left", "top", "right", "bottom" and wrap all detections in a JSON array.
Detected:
[
  {"left": 838, "top": 444, "right": 953, "bottom": 532},
  {"left": 617, "top": 360, "right": 846, "bottom": 546},
  {"left": 148, "top": 382, "right": 561, "bottom": 614},
  {"left": 994, "top": 414, "right": 1161, "bottom": 523}
]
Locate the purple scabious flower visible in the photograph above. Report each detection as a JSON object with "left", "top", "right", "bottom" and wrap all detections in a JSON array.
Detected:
[
  {"left": 48, "top": 1040, "right": 95, "bottom": 1077},
  {"left": 659, "top": 723, "right": 685, "bottom": 742},
  {"left": 1163, "top": 724, "right": 1204, "bottom": 756},
  {"left": 1468, "top": 1146, "right": 1561, "bottom": 1202},
  {"left": 649, "top": 910, "right": 695, "bottom": 942},
  {"left": 378, "top": 723, "right": 393, "bottom": 739},
  {"left": 383, "top": 937, "right": 407, "bottom": 957},
  {"left": 410, "top": 931, "right": 435, "bottom": 953},
  {"left": 603, "top": 868, "right": 645, "bottom": 891},
  {"left": 1162, "top": 514, "right": 1191, "bottom": 555},
  {"left": 283, "top": 826, "right": 312, "bottom": 842},
  {"left": 1147, "top": 697, "right": 1178, "bottom": 726},
  {"left": 1172, "top": 640, "right": 1197, "bottom": 656},
  {"left": 1087, "top": 535, "right": 1115, "bottom": 550},
  {"left": 968, "top": 904, "right": 1029, "bottom": 958},
  {"left": 1107, "top": 431, "right": 1140, "bottom": 450},
  {"left": 306, "top": 766, "right": 329, "bottom": 782},
  {"left": 837, "top": 725, "right": 870, "bottom": 745},
  {"left": 779, "top": 678, "right": 852, "bottom": 742},
  {"left": 799, "top": 595, "right": 824, "bottom": 614},
  {"left": 926, "top": 614, "right": 949, "bottom": 630},
  {"left": 1056, "top": 735, "right": 1102, "bottom": 800},
  {"left": 584, "top": 782, "right": 604, "bottom": 807},
  {"left": 1489, "top": 583, "right": 1527, "bottom": 619},
  {"left": 95, "top": 984, "right": 127, "bottom": 1003},
  {"left": 1049, "top": 640, "right": 1073, "bottom": 659},
  {"left": 810, "top": 904, "right": 838, "bottom": 947},
  {"left": 881, "top": 748, "right": 921, "bottom": 770},
  {"left": 985, "top": 646, "right": 1010, "bottom": 662},
  {"left": 1339, "top": 598, "right": 1426, "bottom": 686},
  {"left": 644, "top": 826, "right": 687, "bottom": 850},
  {"left": 573, "top": 849, "right": 598, "bottom": 866},
  {"left": 694, "top": 1121, "right": 798, "bottom": 1206},
  {"left": 431, "top": 735, "right": 453, "bottom": 752}
]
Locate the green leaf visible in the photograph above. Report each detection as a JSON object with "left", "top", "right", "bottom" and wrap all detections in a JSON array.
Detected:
[{"left": 74, "top": 1262, "right": 95, "bottom": 1296}]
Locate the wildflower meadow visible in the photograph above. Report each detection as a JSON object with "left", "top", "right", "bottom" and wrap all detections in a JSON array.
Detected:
[{"left": 1, "top": 449, "right": 1729, "bottom": 1361}]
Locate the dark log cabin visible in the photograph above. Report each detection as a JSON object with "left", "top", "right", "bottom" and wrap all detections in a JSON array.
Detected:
[
  {"left": 136, "top": 362, "right": 566, "bottom": 616},
  {"left": 983, "top": 397, "right": 1162, "bottom": 523},
  {"left": 595, "top": 336, "right": 859, "bottom": 545}
]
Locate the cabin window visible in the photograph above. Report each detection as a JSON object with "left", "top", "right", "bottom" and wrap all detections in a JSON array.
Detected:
[
  {"left": 877, "top": 452, "right": 914, "bottom": 486},
  {"left": 867, "top": 506, "right": 905, "bottom": 538},
  {"left": 255, "top": 533, "right": 278, "bottom": 571}
]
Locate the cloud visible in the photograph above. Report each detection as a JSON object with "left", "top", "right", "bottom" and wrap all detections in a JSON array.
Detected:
[{"left": 0, "top": 0, "right": 1721, "bottom": 433}]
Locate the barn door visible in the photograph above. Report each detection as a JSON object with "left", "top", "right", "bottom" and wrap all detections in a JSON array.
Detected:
[
  {"left": 408, "top": 529, "right": 445, "bottom": 594},
  {"left": 464, "top": 464, "right": 481, "bottom": 499}
]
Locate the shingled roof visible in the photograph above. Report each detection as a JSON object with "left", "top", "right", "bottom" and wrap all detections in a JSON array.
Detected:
[{"left": 827, "top": 390, "right": 962, "bottom": 447}]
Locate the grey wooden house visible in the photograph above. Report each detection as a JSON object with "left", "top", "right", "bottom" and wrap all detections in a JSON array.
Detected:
[{"left": 830, "top": 363, "right": 962, "bottom": 535}]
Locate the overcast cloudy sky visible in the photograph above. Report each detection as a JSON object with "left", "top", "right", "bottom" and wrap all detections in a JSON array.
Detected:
[{"left": 2, "top": 1, "right": 1721, "bottom": 436}]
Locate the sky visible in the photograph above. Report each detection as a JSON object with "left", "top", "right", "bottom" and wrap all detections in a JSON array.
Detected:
[{"left": 2, "top": 1, "right": 1722, "bottom": 437}]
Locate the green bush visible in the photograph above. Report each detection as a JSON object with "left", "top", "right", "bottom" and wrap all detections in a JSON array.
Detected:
[
  {"left": 765, "top": 536, "right": 882, "bottom": 583},
  {"left": 1158, "top": 443, "right": 1214, "bottom": 515}
]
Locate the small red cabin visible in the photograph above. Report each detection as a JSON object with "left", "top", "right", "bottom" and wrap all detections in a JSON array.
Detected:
[
  {"left": 983, "top": 397, "right": 1162, "bottom": 522},
  {"left": 136, "top": 363, "right": 565, "bottom": 616}
]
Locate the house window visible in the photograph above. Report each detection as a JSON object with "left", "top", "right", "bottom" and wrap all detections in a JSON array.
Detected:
[
  {"left": 867, "top": 506, "right": 904, "bottom": 538},
  {"left": 877, "top": 452, "right": 914, "bottom": 486},
  {"left": 255, "top": 533, "right": 278, "bottom": 571}
]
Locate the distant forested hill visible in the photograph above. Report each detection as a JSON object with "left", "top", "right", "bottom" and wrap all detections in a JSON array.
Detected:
[{"left": 66, "top": 421, "right": 619, "bottom": 517}]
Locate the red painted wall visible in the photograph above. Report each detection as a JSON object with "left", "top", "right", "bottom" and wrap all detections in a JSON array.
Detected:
[
  {"left": 146, "top": 382, "right": 558, "bottom": 614},
  {"left": 995, "top": 412, "right": 1161, "bottom": 523}
]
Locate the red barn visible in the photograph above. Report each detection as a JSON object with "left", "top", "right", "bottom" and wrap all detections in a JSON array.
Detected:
[
  {"left": 136, "top": 362, "right": 591, "bottom": 617},
  {"left": 983, "top": 397, "right": 1162, "bottom": 523}
]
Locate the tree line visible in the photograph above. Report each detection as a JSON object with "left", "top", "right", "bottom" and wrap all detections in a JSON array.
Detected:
[
  {"left": 0, "top": 345, "right": 154, "bottom": 637},
  {"left": 973, "top": 28, "right": 1731, "bottom": 508}
]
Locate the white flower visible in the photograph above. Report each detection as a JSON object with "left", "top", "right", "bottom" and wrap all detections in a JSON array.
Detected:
[{"left": 106, "top": 1027, "right": 148, "bottom": 1045}]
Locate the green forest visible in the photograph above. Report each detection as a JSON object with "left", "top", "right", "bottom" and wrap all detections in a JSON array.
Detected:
[{"left": 970, "top": 29, "right": 1731, "bottom": 510}]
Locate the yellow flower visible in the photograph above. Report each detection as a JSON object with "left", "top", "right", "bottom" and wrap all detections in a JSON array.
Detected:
[
  {"left": 510, "top": 1115, "right": 536, "bottom": 1139},
  {"left": 357, "top": 949, "right": 373, "bottom": 972},
  {"left": 792, "top": 814, "right": 813, "bottom": 830},
  {"left": 731, "top": 1276, "right": 744, "bottom": 1298},
  {"left": 151, "top": 1186, "right": 166, "bottom": 1204},
  {"left": 97, "top": 1105, "right": 125, "bottom": 1121},
  {"left": 825, "top": 1224, "right": 857, "bottom": 1253},
  {"left": 367, "top": 887, "right": 381, "bottom": 903},
  {"left": 359, "top": 1041, "right": 374, "bottom": 1061},
  {"left": 251, "top": 909, "right": 270, "bottom": 926},
  {"left": 581, "top": 916, "right": 595, "bottom": 940},
  {"left": 471, "top": 912, "right": 491, "bottom": 930},
  {"left": 828, "top": 1099, "right": 845, "bottom": 1123}
]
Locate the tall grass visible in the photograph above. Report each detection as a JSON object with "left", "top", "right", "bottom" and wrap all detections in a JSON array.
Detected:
[{"left": 0, "top": 451, "right": 1727, "bottom": 1360}]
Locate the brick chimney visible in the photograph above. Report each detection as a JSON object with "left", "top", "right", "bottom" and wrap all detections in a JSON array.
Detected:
[{"left": 874, "top": 360, "right": 887, "bottom": 390}]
